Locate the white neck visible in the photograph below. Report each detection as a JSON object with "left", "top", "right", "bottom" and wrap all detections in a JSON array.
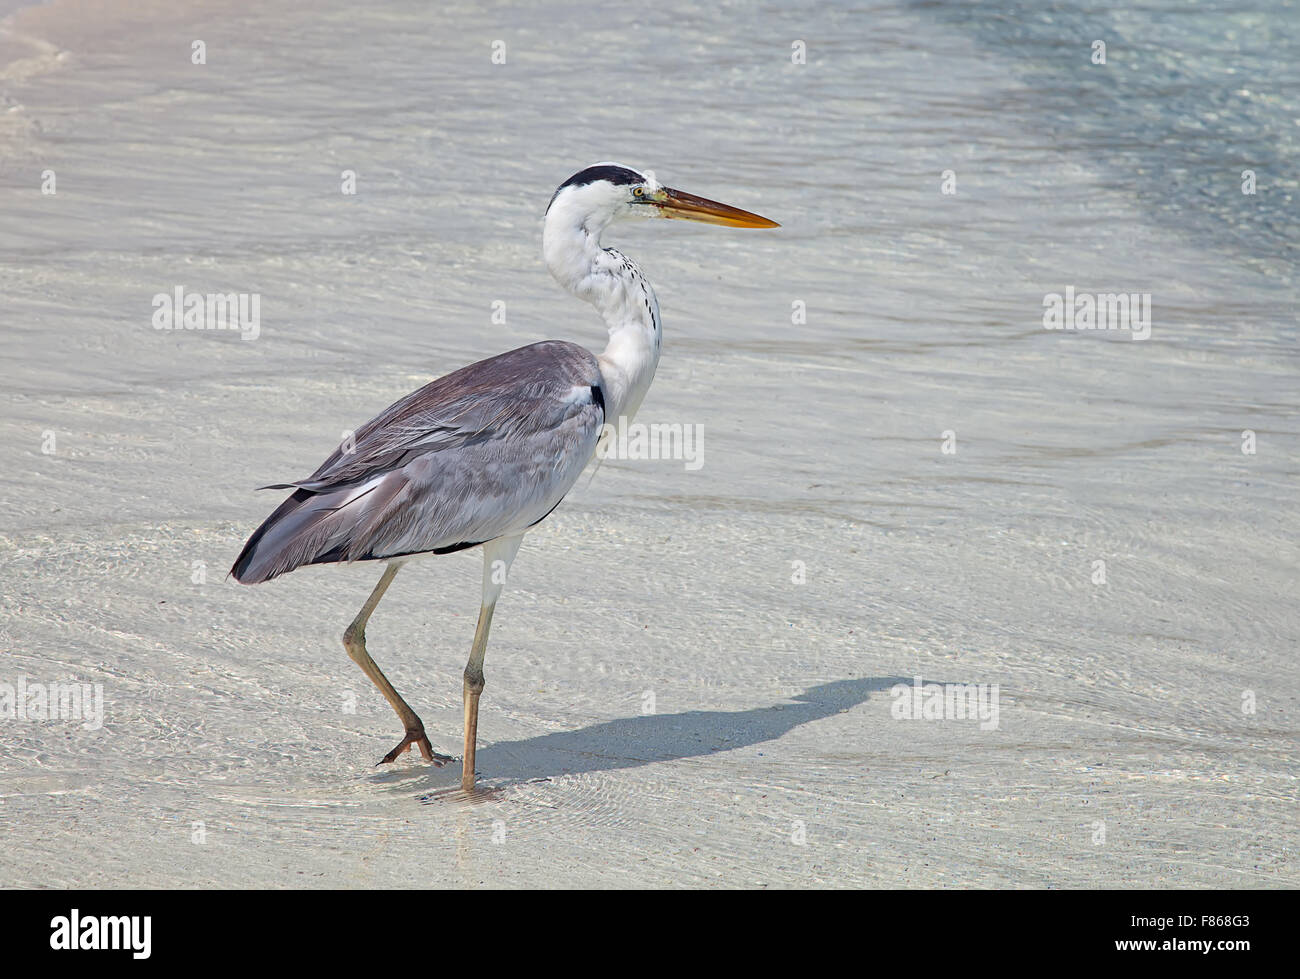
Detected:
[{"left": 543, "top": 202, "right": 661, "bottom": 423}]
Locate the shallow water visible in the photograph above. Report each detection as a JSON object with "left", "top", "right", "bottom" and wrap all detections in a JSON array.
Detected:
[{"left": 0, "top": 0, "right": 1295, "bottom": 886}]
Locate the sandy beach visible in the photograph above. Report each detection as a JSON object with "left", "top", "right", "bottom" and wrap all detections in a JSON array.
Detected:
[{"left": 0, "top": 0, "right": 1296, "bottom": 887}]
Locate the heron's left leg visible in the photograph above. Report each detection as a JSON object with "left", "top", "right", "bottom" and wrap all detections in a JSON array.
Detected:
[
  {"left": 461, "top": 534, "right": 524, "bottom": 792},
  {"left": 343, "top": 561, "right": 450, "bottom": 767}
]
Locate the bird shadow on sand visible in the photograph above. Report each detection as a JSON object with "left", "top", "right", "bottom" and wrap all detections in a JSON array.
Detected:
[{"left": 366, "top": 675, "right": 910, "bottom": 799}]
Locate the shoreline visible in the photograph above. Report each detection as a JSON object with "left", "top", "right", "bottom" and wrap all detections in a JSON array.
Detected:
[{"left": 0, "top": 0, "right": 1295, "bottom": 888}]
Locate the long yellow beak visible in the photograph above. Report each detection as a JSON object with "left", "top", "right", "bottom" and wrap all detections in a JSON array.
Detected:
[{"left": 656, "top": 187, "right": 780, "bottom": 228}]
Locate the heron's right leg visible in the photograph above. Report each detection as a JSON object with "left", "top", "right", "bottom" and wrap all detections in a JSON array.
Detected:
[
  {"left": 461, "top": 534, "right": 524, "bottom": 792},
  {"left": 342, "top": 561, "right": 448, "bottom": 767}
]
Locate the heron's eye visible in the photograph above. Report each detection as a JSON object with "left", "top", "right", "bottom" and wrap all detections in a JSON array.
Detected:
[{"left": 633, "top": 187, "right": 644, "bottom": 197}]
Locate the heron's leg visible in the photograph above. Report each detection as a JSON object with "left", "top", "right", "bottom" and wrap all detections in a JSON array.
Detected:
[
  {"left": 462, "top": 534, "right": 524, "bottom": 792},
  {"left": 342, "top": 561, "right": 448, "bottom": 767}
]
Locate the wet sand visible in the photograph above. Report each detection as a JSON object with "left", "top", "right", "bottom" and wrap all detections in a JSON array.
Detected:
[{"left": 0, "top": 0, "right": 1296, "bottom": 887}]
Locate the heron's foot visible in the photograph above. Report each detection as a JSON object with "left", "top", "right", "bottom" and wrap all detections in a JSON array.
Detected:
[{"left": 377, "top": 728, "right": 451, "bottom": 767}]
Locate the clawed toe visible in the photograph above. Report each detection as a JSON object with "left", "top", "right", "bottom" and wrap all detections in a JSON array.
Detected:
[{"left": 377, "top": 729, "right": 444, "bottom": 766}]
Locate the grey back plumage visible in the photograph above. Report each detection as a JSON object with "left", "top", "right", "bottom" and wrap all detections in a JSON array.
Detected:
[{"left": 231, "top": 341, "right": 605, "bottom": 583}]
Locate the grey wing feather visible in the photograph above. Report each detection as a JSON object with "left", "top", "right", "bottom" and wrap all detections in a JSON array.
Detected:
[{"left": 231, "top": 341, "right": 605, "bottom": 583}]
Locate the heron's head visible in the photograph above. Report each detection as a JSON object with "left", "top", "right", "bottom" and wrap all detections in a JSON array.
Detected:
[{"left": 545, "top": 162, "right": 779, "bottom": 236}]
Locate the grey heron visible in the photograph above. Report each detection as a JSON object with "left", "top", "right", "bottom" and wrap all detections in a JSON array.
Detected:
[{"left": 231, "top": 163, "right": 778, "bottom": 791}]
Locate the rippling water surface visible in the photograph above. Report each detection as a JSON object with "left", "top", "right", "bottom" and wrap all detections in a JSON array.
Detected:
[{"left": 0, "top": 0, "right": 1295, "bottom": 886}]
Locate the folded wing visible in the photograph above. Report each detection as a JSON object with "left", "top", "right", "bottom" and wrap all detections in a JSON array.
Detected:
[{"left": 231, "top": 341, "right": 606, "bottom": 583}]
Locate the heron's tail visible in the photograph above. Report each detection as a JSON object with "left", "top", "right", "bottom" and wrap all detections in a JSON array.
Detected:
[
  {"left": 230, "top": 489, "right": 323, "bottom": 583},
  {"left": 230, "top": 475, "right": 406, "bottom": 583}
]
